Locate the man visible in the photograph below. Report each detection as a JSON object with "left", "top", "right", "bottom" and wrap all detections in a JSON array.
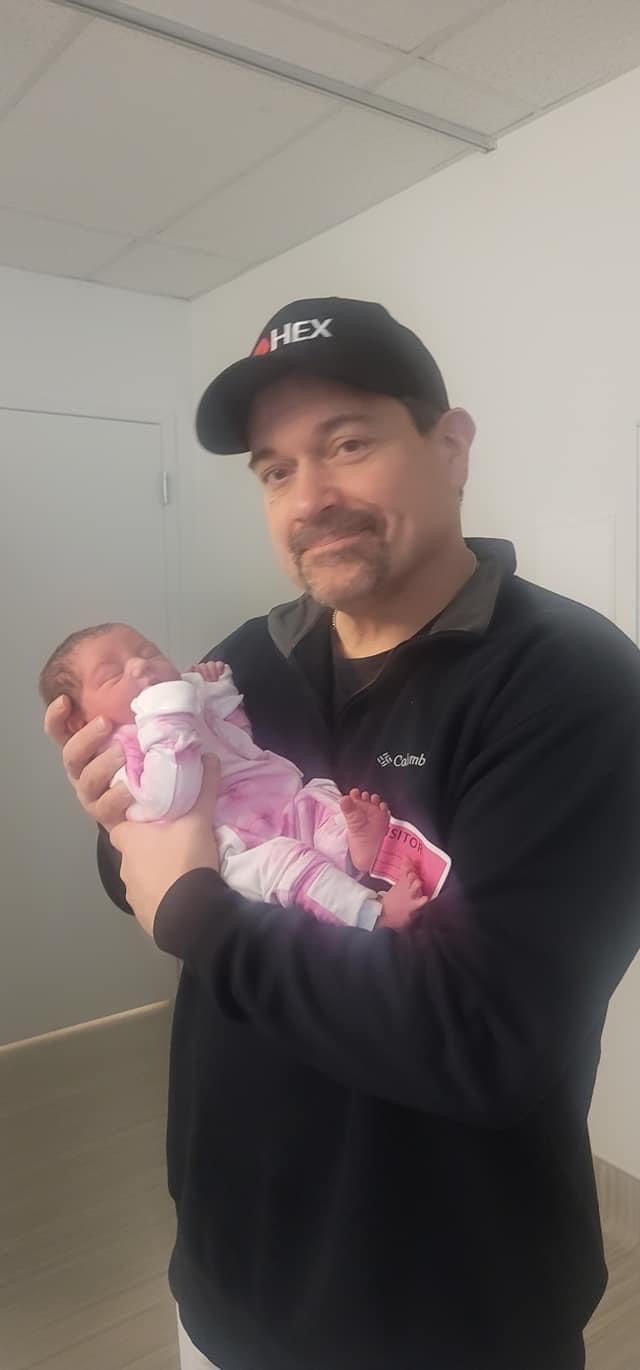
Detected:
[{"left": 46, "top": 298, "right": 640, "bottom": 1370}]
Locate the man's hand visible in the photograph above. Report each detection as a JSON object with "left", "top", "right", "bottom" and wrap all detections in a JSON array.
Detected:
[
  {"left": 110, "top": 754, "right": 221, "bottom": 937},
  {"left": 44, "top": 695, "right": 131, "bottom": 832}
]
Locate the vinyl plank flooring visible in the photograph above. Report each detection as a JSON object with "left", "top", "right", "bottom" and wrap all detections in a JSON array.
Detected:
[
  {"left": 2, "top": 1000, "right": 639, "bottom": 1370},
  {"left": 586, "top": 1239, "right": 640, "bottom": 1368},
  {"left": 0, "top": 1002, "right": 178, "bottom": 1370}
]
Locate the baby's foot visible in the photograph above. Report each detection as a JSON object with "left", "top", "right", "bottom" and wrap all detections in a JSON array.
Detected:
[
  {"left": 378, "top": 862, "right": 428, "bottom": 930},
  {"left": 340, "top": 789, "right": 390, "bottom": 873},
  {"left": 188, "top": 660, "right": 224, "bottom": 683}
]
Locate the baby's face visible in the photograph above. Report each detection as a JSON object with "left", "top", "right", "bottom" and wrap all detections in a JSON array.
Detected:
[{"left": 74, "top": 625, "right": 180, "bottom": 726}]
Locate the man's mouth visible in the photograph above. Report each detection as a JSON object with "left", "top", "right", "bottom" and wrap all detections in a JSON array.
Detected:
[{"left": 304, "top": 531, "right": 366, "bottom": 552}]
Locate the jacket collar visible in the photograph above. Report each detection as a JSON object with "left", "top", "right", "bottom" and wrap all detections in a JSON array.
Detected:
[{"left": 267, "top": 538, "right": 516, "bottom": 659}]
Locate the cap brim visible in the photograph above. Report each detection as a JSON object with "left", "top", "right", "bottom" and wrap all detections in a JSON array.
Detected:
[{"left": 195, "top": 337, "right": 428, "bottom": 454}]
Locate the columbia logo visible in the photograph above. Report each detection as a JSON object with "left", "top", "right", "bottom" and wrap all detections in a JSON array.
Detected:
[{"left": 377, "top": 751, "right": 427, "bottom": 769}]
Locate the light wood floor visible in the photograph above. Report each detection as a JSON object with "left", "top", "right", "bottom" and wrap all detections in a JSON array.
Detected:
[
  {"left": 0, "top": 1002, "right": 178, "bottom": 1370},
  {"left": 1, "top": 1001, "right": 638, "bottom": 1370}
]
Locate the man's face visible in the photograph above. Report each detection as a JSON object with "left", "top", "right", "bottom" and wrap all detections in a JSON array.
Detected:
[{"left": 248, "top": 375, "right": 473, "bottom": 610}]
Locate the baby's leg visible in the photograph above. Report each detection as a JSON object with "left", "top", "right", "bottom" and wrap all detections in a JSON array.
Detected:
[
  {"left": 289, "top": 779, "right": 350, "bottom": 870},
  {"left": 221, "top": 834, "right": 380, "bottom": 929},
  {"left": 340, "top": 790, "right": 390, "bottom": 873}
]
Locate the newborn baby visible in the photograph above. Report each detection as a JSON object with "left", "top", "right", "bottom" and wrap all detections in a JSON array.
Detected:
[{"left": 40, "top": 623, "right": 428, "bottom": 931}]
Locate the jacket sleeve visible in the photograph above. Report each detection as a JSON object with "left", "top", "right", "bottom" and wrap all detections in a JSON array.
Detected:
[
  {"left": 151, "top": 621, "right": 640, "bottom": 1123},
  {"left": 152, "top": 619, "right": 640, "bottom": 1125},
  {"left": 97, "top": 825, "right": 132, "bottom": 916}
]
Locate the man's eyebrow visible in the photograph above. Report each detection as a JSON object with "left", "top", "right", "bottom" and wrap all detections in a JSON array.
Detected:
[
  {"left": 249, "top": 447, "right": 275, "bottom": 471},
  {"left": 249, "top": 413, "right": 372, "bottom": 470},
  {"left": 315, "top": 412, "right": 371, "bottom": 435}
]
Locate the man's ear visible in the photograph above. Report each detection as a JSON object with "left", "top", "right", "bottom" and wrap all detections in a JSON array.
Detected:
[
  {"left": 438, "top": 408, "right": 475, "bottom": 494},
  {"left": 441, "top": 407, "right": 476, "bottom": 449}
]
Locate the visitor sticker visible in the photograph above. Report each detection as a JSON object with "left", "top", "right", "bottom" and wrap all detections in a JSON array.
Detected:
[{"left": 371, "top": 818, "right": 451, "bottom": 900}]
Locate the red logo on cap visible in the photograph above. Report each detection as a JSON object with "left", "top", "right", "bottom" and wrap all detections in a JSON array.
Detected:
[{"left": 253, "top": 337, "right": 270, "bottom": 356}]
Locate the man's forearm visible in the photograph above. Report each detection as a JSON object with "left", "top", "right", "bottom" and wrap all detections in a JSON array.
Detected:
[{"left": 151, "top": 866, "right": 597, "bottom": 1128}]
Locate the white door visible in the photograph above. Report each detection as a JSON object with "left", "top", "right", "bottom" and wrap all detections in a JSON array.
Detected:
[{"left": 0, "top": 407, "right": 180, "bottom": 1044}]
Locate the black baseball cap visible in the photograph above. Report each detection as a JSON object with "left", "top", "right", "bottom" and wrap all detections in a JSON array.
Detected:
[{"left": 195, "top": 296, "right": 450, "bottom": 454}]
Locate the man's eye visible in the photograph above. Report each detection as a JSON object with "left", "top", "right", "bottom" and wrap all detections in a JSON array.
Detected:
[
  {"left": 336, "top": 438, "right": 366, "bottom": 455},
  {"left": 262, "top": 466, "right": 289, "bottom": 486}
]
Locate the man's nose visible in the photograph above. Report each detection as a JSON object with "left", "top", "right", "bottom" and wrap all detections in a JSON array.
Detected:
[{"left": 289, "top": 461, "right": 337, "bottom": 522}]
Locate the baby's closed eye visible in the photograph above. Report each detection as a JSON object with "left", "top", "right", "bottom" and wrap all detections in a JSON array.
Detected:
[{"left": 96, "top": 669, "right": 122, "bottom": 687}]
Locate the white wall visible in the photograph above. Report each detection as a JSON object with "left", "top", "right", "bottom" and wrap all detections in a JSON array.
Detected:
[
  {"left": 0, "top": 265, "right": 200, "bottom": 655},
  {"left": 0, "top": 266, "right": 195, "bottom": 1036},
  {"left": 190, "top": 65, "right": 640, "bottom": 1176}
]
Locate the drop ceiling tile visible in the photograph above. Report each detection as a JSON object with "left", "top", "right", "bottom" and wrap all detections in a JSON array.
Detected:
[
  {"left": 376, "top": 60, "right": 533, "bottom": 136},
  {"left": 0, "top": 0, "right": 88, "bottom": 116},
  {"left": 0, "top": 207, "right": 129, "bottom": 277},
  {"left": 93, "top": 241, "right": 242, "bottom": 297},
  {"left": 128, "top": 0, "right": 396, "bottom": 84},
  {"left": 263, "top": 0, "right": 502, "bottom": 53},
  {"left": 426, "top": 0, "right": 640, "bottom": 107},
  {"left": 0, "top": 18, "right": 333, "bottom": 237},
  {"left": 161, "top": 105, "right": 462, "bottom": 262}
]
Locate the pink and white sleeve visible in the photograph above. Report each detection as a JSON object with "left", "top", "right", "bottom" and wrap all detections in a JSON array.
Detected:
[
  {"left": 120, "top": 680, "right": 206, "bottom": 822},
  {"left": 182, "top": 665, "right": 253, "bottom": 736}
]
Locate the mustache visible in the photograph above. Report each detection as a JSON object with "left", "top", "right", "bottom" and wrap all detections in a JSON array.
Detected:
[{"left": 289, "top": 509, "right": 384, "bottom": 559}]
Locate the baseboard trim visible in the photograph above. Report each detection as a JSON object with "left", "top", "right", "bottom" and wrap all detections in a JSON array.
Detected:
[
  {"left": 0, "top": 998, "right": 172, "bottom": 1055},
  {"left": 594, "top": 1154, "right": 640, "bottom": 1249}
]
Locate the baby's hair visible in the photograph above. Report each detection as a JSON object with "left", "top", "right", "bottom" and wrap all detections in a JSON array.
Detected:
[{"left": 39, "top": 624, "right": 120, "bottom": 708}]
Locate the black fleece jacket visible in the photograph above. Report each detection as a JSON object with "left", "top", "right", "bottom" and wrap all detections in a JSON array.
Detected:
[{"left": 98, "top": 540, "right": 640, "bottom": 1370}]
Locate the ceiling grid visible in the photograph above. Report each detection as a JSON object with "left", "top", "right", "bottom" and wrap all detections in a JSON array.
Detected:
[{"left": 0, "top": 0, "right": 638, "bottom": 297}]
